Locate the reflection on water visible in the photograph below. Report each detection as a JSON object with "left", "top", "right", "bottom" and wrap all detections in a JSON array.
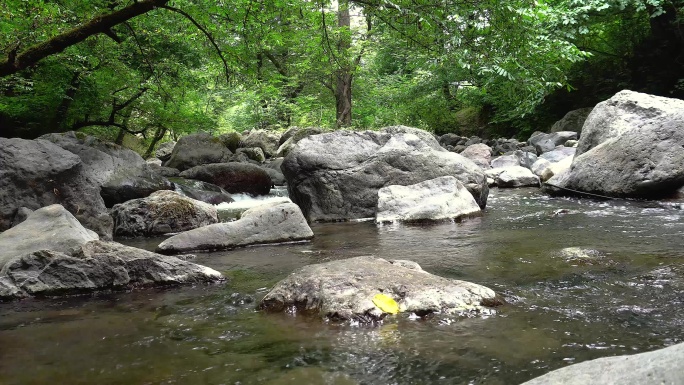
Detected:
[{"left": 1, "top": 188, "right": 683, "bottom": 385}]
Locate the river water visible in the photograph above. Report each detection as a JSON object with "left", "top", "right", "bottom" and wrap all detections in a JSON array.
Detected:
[{"left": 1, "top": 188, "right": 683, "bottom": 384}]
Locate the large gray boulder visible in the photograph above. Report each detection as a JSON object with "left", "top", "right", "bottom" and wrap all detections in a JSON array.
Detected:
[
  {"left": 0, "top": 137, "right": 112, "bottom": 238},
  {"left": 282, "top": 128, "right": 488, "bottom": 222},
  {"left": 547, "top": 90, "right": 684, "bottom": 198},
  {"left": 156, "top": 201, "right": 313, "bottom": 253},
  {"left": 0, "top": 205, "right": 223, "bottom": 300},
  {"left": 376, "top": 176, "right": 481, "bottom": 223},
  {"left": 155, "top": 141, "right": 176, "bottom": 161},
  {"left": 460, "top": 143, "right": 492, "bottom": 169},
  {"left": 539, "top": 146, "right": 576, "bottom": 163},
  {"left": 241, "top": 129, "right": 281, "bottom": 158},
  {"left": 41, "top": 131, "right": 173, "bottom": 211},
  {"left": 179, "top": 163, "right": 272, "bottom": 196},
  {"left": 550, "top": 107, "right": 593, "bottom": 133},
  {"left": 276, "top": 127, "right": 324, "bottom": 157},
  {"left": 259, "top": 256, "right": 500, "bottom": 321},
  {"left": 111, "top": 190, "right": 218, "bottom": 237},
  {"left": 520, "top": 342, "right": 684, "bottom": 385},
  {"left": 164, "top": 132, "right": 232, "bottom": 171},
  {"left": 0, "top": 205, "right": 98, "bottom": 270}
]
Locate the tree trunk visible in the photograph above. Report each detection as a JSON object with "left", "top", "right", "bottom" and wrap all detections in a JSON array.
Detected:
[
  {"left": 50, "top": 71, "right": 82, "bottom": 131},
  {"left": 335, "top": 0, "right": 353, "bottom": 128},
  {"left": 144, "top": 126, "right": 167, "bottom": 159},
  {"left": 114, "top": 128, "right": 127, "bottom": 145}
]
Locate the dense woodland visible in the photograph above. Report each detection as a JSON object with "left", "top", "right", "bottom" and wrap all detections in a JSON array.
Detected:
[{"left": 1, "top": 0, "right": 683, "bottom": 153}]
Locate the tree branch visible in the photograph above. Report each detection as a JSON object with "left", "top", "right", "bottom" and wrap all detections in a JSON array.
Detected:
[
  {"left": 160, "top": 5, "right": 233, "bottom": 83},
  {"left": 0, "top": 0, "right": 169, "bottom": 77}
]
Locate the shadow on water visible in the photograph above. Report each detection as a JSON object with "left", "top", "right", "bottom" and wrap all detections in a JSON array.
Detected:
[{"left": 1, "top": 188, "right": 683, "bottom": 384}]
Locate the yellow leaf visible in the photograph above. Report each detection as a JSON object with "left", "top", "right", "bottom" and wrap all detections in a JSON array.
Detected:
[{"left": 372, "top": 293, "right": 400, "bottom": 314}]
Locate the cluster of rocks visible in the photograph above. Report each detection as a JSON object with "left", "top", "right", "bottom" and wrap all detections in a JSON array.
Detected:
[
  {"left": 0, "top": 127, "right": 327, "bottom": 300},
  {"left": 436, "top": 123, "right": 585, "bottom": 190}
]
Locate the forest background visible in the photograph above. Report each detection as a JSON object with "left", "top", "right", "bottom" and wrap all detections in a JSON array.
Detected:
[{"left": 1, "top": 0, "right": 682, "bottom": 156}]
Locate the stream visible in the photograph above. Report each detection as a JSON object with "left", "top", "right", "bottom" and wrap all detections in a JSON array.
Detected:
[{"left": 1, "top": 188, "right": 683, "bottom": 385}]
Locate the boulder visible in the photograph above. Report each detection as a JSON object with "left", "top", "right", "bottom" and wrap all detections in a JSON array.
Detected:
[
  {"left": 0, "top": 241, "right": 223, "bottom": 300},
  {"left": 539, "top": 146, "right": 576, "bottom": 163},
  {"left": 488, "top": 166, "right": 540, "bottom": 187},
  {"left": 146, "top": 158, "right": 162, "bottom": 167},
  {"left": 218, "top": 132, "right": 242, "bottom": 153},
  {"left": 241, "top": 129, "right": 281, "bottom": 158},
  {"left": 0, "top": 205, "right": 98, "bottom": 270},
  {"left": 236, "top": 147, "right": 266, "bottom": 162},
  {"left": 259, "top": 256, "right": 500, "bottom": 321},
  {"left": 550, "top": 107, "right": 593, "bottom": 133},
  {"left": 155, "top": 141, "right": 176, "bottom": 161},
  {"left": 0, "top": 137, "right": 112, "bottom": 238},
  {"left": 528, "top": 131, "right": 578, "bottom": 154},
  {"left": 100, "top": 167, "right": 174, "bottom": 207},
  {"left": 276, "top": 127, "right": 324, "bottom": 157},
  {"left": 179, "top": 163, "right": 272, "bottom": 196},
  {"left": 460, "top": 143, "right": 492, "bottom": 169},
  {"left": 39, "top": 132, "right": 174, "bottom": 227},
  {"left": 163, "top": 132, "right": 232, "bottom": 171},
  {"left": 438, "top": 133, "right": 464, "bottom": 148},
  {"left": 490, "top": 154, "right": 519, "bottom": 168},
  {"left": 520, "top": 342, "right": 684, "bottom": 385},
  {"left": 111, "top": 190, "right": 218, "bottom": 237},
  {"left": 376, "top": 176, "right": 481, "bottom": 223},
  {"left": 282, "top": 128, "right": 488, "bottom": 222},
  {"left": 531, "top": 158, "right": 553, "bottom": 177},
  {"left": 548, "top": 90, "right": 684, "bottom": 198},
  {"left": 540, "top": 156, "right": 573, "bottom": 182},
  {"left": 156, "top": 201, "right": 313, "bottom": 253},
  {"left": 170, "top": 178, "right": 234, "bottom": 205},
  {"left": 514, "top": 150, "right": 538, "bottom": 169},
  {"left": 0, "top": 204, "right": 223, "bottom": 300}
]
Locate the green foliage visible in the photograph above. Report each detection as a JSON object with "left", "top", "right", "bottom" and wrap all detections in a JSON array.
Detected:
[{"left": 0, "top": 0, "right": 680, "bottom": 142}]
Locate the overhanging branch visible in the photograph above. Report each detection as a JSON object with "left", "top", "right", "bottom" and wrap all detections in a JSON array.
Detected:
[{"left": 0, "top": 0, "right": 169, "bottom": 77}]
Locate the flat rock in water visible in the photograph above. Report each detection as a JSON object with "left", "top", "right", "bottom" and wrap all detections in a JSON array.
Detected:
[
  {"left": 0, "top": 241, "right": 223, "bottom": 299},
  {"left": 111, "top": 190, "right": 218, "bottom": 237},
  {"left": 0, "top": 204, "right": 98, "bottom": 270},
  {"left": 259, "top": 256, "right": 500, "bottom": 321},
  {"left": 376, "top": 176, "right": 481, "bottom": 223},
  {"left": 520, "top": 342, "right": 684, "bottom": 385},
  {"left": 157, "top": 201, "right": 313, "bottom": 253}
]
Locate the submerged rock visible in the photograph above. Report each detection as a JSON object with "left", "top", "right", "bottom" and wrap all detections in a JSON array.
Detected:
[
  {"left": 521, "top": 342, "right": 684, "bottom": 385},
  {"left": 0, "top": 204, "right": 223, "bottom": 300},
  {"left": 259, "top": 256, "right": 500, "bottom": 321},
  {"left": 376, "top": 176, "right": 481, "bottom": 223},
  {"left": 111, "top": 190, "right": 218, "bottom": 237},
  {"left": 282, "top": 126, "right": 488, "bottom": 222},
  {"left": 157, "top": 201, "right": 313, "bottom": 253}
]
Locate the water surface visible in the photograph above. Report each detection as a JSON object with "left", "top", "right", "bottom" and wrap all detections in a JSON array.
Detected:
[{"left": 1, "top": 188, "right": 682, "bottom": 384}]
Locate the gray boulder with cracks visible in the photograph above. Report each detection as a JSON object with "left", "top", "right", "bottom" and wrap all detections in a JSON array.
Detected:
[{"left": 260, "top": 256, "right": 501, "bottom": 321}]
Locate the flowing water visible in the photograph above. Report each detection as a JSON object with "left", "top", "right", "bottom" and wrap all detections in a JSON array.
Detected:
[{"left": 1, "top": 188, "right": 683, "bottom": 385}]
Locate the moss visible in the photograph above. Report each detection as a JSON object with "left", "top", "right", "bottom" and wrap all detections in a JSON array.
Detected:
[{"left": 149, "top": 195, "right": 197, "bottom": 221}]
